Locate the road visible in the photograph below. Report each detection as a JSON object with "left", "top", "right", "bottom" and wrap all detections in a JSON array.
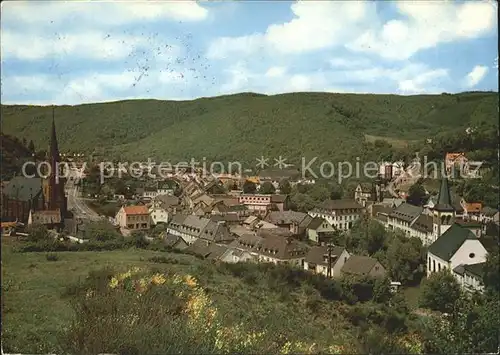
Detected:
[{"left": 66, "top": 180, "right": 101, "bottom": 221}]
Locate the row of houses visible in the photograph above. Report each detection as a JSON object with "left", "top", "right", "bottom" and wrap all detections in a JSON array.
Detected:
[{"left": 163, "top": 227, "right": 387, "bottom": 280}]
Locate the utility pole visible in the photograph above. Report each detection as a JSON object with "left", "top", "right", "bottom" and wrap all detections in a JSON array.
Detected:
[{"left": 326, "top": 242, "right": 334, "bottom": 278}]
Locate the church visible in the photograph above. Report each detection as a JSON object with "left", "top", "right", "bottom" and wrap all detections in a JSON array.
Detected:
[{"left": 1, "top": 109, "right": 70, "bottom": 231}]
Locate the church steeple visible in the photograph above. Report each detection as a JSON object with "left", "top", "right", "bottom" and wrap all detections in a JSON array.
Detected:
[
  {"left": 50, "top": 106, "right": 60, "bottom": 163},
  {"left": 432, "top": 164, "right": 456, "bottom": 241},
  {"left": 43, "top": 105, "right": 67, "bottom": 218},
  {"left": 434, "top": 177, "right": 454, "bottom": 212}
]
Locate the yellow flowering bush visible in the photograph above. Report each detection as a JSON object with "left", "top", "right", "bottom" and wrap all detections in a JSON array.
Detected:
[{"left": 85, "top": 268, "right": 352, "bottom": 354}]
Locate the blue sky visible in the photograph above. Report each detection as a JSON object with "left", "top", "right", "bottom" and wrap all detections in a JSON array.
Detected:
[{"left": 1, "top": 0, "right": 498, "bottom": 105}]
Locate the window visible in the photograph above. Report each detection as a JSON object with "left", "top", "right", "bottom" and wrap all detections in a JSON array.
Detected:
[
  {"left": 432, "top": 259, "right": 436, "bottom": 272},
  {"left": 438, "top": 263, "right": 441, "bottom": 271},
  {"left": 469, "top": 253, "right": 475, "bottom": 258}
]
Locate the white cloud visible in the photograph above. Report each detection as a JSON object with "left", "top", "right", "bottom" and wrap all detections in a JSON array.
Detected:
[
  {"left": 330, "top": 58, "right": 371, "bottom": 69},
  {"left": 348, "top": 1, "right": 497, "bottom": 60},
  {"left": 2, "top": 1, "right": 208, "bottom": 28},
  {"left": 1, "top": 68, "right": 196, "bottom": 105},
  {"left": 208, "top": 1, "right": 496, "bottom": 61},
  {"left": 207, "top": 2, "right": 375, "bottom": 58},
  {"left": 398, "top": 69, "right": 449, "bottom": 94},
  {"left": 464, "top": 65, "right": 489, "bottom": 88},
  {"left": 265, "top": 66, "right": 287, "bottom": 78},
  {"left": 1, "top": 30, "right": 156, "bottom": 61}
]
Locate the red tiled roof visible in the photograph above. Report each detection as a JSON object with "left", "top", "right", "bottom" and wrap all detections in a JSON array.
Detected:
[
  {"left": 465, "top": 203, "right": 482, "bottom": 213},
  {"left": 123, "top": 205, "right": 149, "bottom": 215}
]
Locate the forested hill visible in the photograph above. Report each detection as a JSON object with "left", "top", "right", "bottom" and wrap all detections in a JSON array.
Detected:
[
  {"left": 0, "top": 133, "right": 34, "bottom": 180},
  {"left": 1, "top": 91, "right": 497, "bottom": 165}
]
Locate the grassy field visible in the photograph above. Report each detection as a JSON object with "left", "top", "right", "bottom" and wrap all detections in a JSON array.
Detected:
[
  {"left": 1, "top": 237, "right": 201, "bottom": 353},
  {"left": 3, "top": 237, "right": 371, "bottom": 353}
]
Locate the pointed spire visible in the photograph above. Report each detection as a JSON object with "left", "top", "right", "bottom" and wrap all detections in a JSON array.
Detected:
[
  {"left": 434, "top": 173, "right": 454, "bottom": 212},
  {"left": 50, "top": 105, "right": 60, "bottom": 161}
]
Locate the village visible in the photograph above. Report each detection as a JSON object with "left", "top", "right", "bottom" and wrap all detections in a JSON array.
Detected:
[{"left": 1, "top": 117, "right": 498, "bottom": 297}]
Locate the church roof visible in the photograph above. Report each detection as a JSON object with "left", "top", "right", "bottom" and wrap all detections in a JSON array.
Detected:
[
  {"left": 428, "top": 223, "right": 477, "bottom": 262},
  {"left": 434, "top": 178, "right": 454, "bottom": 212},
  {"left": 2, "top": 176, "right": 42, "bottom": 201}
]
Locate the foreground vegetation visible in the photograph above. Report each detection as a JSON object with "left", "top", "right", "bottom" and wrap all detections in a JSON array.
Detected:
[{"left": 3, "top": 216, "right": 499, "bottom": 354}]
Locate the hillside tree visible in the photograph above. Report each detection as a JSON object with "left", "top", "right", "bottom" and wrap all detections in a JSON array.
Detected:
[
  {"left": 260, "top": 181, "right": 276, "bottom": 194},
  {"left": 242, "top": 180, "right": 257, "bottom": 194},
  {"left": 419, "top": 270, "right": 461, "bottom": 313}
]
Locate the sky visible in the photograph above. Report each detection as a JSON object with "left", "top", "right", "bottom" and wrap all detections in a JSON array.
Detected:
[{"left": 1, "top": 0, "right": 498, "bottom": 105}]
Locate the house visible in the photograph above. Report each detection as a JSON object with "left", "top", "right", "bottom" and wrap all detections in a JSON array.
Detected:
[
  {"left": 304, "top": 245, "right": 350, "bottom": 278},
  {"left": 387, "top": 203, "right": 424, "bottom": 238},
  {"left": 264, "top": 210, "right": 308, "bottom": 235},
  {"left": 341, "top": 255, "right": 386, "bottom": 278},
  {"left": 237, "top": 194, "right": 289, "bottom": 215},
  {"left": 210, "top": 214, "right": 241, "bottom": 226},
  {"left": 410, "top": 214, "right": 434, "bottom": 245},
  {"left": 219, "top": 248, "right": 255, "bottom": 264},
  {"left": 166, "top": 214, "right": 233, "bottom": 245},
  {"left": 1, "top": 176, "right": 45, "bottom": 223},
  {"left": 305, "top": 217, "right": 336, "bottom": 244},
  {"left": 480, "top": 207, "right": 499, "bottom": 224},
  {"left": 115, "top": 205, "right": 150, "bottom": 231},
  {"left": 149, "top": 205, "right": 170, "bottom": 225},
  {"left": 228, "top": 233, "right": 263, "bottom": 257},
  {"left": 185, "top": 239, "right": 229, "bottom": 261},
  {"left": 452, "top": 262, "right": 486, "bottom": 293},
  {"left": 455, "top": 218, "right": 483, "bottom": 238},
  {"left": 309, "top": 199, "right": 364, "bottom": 231},
  {"left": 162, "top": 233, "right": 189, "bottom": 251},
  {"left": 367, "top": 203, "right": 394, "bottom": 218},
  {"left": 154, "top": 195, "right": 180, "bottom": 213},
  {"left": 254, "top": 220, "right": 280, "bottom": 230},
  {"left": 211, "top": 202, "right": 249, "bottom": 219},
  {"left": 445, "top": 152, "right": 468, "bottom": 176},
  {"left": 242, "top": 215, "right": 260, "bottom": 229},
  {"left": 28, "top": 209, "right": 64, "bottom": 231},
  {"left": 354, "top": 183, "right": 374, "bottom": 207},
  {"left": 258, "top": 168, "right": 301, "bottom": 185},
  {"left": 427, "top": 223, "right": 488, "bottom": 275},
  {"left": 253, "top": 235, "right": 309, "bottom": 267},
  {"left": 463, "top": 202, "right": 482, "bottom": 221},
  {"left": 256, "top": 227, "right": 293, "bottom": 238},
  {"left": 381, "top": 198, "right": 405, "bottom": 209}
]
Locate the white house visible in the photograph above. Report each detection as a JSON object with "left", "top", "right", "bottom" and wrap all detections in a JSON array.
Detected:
[
  {"left": 149, "top": 205, "right": 170, "bottom": 225},
  {"left": 305, "top": 217, "right": 336, "bottom": 244},
  {"left": 427, "top": 223, "right": 488, "bottom": 275},
  {"left": 303, "top": 245, "right": 350, "bottom": 278},
  {"left": 452, "top": 262, "right": 486, "bottom": 293},
  {"left": 308, "top": 199, "right": 364, "bottom": 231}
]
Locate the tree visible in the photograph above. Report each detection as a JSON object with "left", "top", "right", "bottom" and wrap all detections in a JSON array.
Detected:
[
  {"left": 406, "top": 181, "right": 427, "bottom": 206},
  {"left": 419, "top": 270, "right": 461, "bottom": 313},
  {"left": 84, "top": 220, "right": 121, "bottom": 242},
  {"left": 423, "top": 295, "right": 500, "bottom": 353},
  {"left": 482, "top": 247, "right": 500, "bottom": 295},
  {"left": 386, "top": 235, "right": 424, "bottom": 285},
  {"left": 242, "top": 180, "right": 257, "bottom": 194},
  {"left": 260, "top": 181, "right": 276, "bottom": 194},
  {"left": 278, "top": 179, "right": 291, "bottom": 194}
]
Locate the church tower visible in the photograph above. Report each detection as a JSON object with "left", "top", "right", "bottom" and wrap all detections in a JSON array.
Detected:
[
  {"left": 42, "top": 107, "right": 67, "bottom": 217},
  {"left": 432, "top": 176, "right": 455, "bottom": 240}
]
